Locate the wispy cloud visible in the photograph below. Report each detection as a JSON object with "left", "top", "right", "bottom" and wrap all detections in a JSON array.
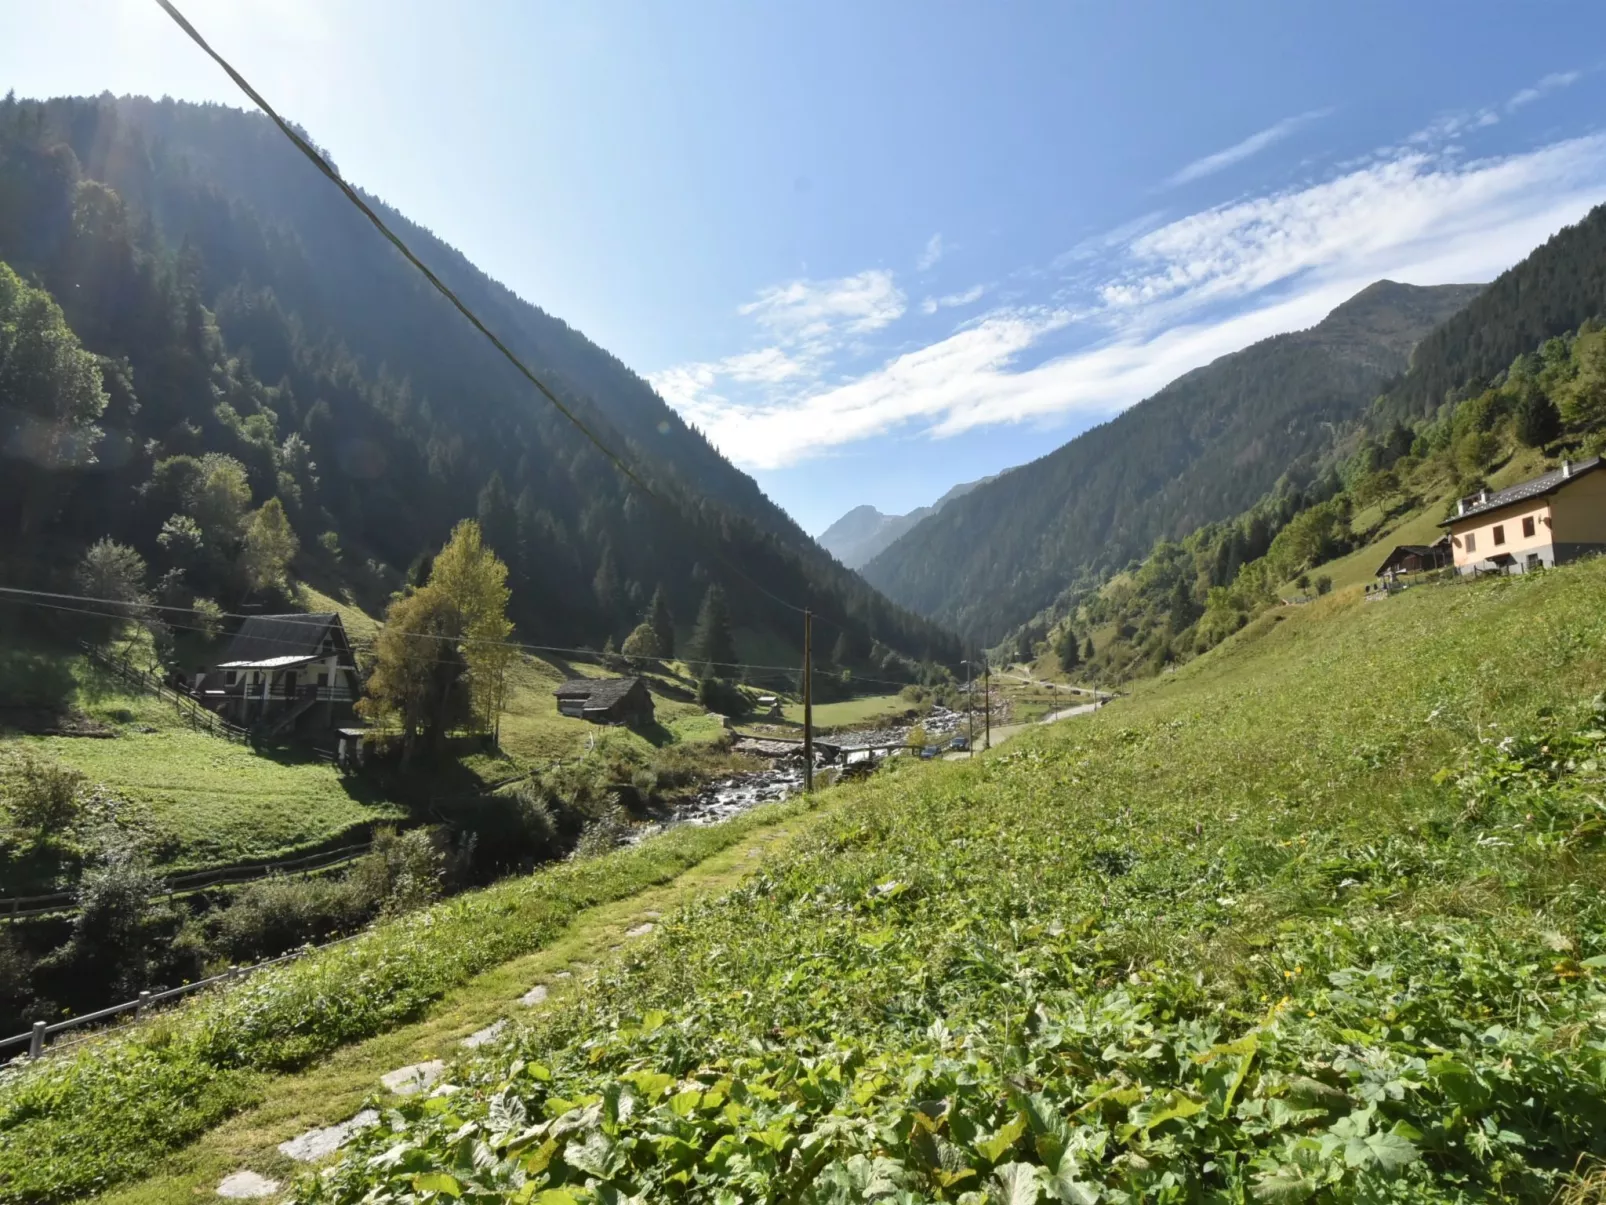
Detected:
[
  {"left": 651, "top": 127, "right": 1606, "bottom": 471},
  {"left": 916, "top": 233, "right": 945, "bottom": 271},
  {"left": 1410, "top": 69, "right": 1584, "bottom": 145},
  {"left": 737, "top": 269, "right": 905, "bottom": 346},
  {"left": 919, "top": 284, "right": 987, "bottom": 315},
  {"left": 1509, "top": 69, "right": 1582, "bottom": 111},
  {"left": 1165, "top": 109, "right": 1332, "bottom": 187}
]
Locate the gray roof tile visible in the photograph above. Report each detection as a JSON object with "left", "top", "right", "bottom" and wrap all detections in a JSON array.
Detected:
[{"left": 1441, "top": 456, "right": 1602, "bottom": 525}]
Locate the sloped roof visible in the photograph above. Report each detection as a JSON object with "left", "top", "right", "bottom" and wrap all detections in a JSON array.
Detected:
[
  {"left": 1441, "top": 456, "right": 1603, "bottom": 525},
  {"left": 1375, "top": 541, "right": 1448, "bottom": 576},
  {"left": 219, "top": 614, "right": 349, "bottom": 669},
  {"left": 554, "top": 677, "right": 647, "bottom": 707}
]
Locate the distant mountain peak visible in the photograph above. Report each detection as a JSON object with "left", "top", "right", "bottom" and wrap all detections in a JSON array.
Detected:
[{"left": 820, "top": 478, "right": 992, "bottom": 569}]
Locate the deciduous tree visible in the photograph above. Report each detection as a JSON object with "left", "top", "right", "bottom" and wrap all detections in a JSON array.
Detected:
[
  {"left": 240, "top": 497, "right": 298, "bottom": 593},
  {"left": 426, "top": 519, "right": 515, "bottom": 732}
]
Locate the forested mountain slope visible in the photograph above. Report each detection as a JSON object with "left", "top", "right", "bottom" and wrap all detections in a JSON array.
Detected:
[
  {"left": 861, "top": 280, "right": 1481, "bottom": 641},
  {"left": 0, "top": 94, "right": 958, "bottom": 667},
  {"left": 1377, "top": 203, "right": 1606, "bottom": 424}
]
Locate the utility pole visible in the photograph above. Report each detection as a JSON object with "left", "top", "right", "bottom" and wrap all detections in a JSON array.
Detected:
[
  {"left": 983, "top": 657, "right": 991, "bottom": 751},
  {"left": 964, "top": 658, "right": 973, "bottom": 754},
  {"left": 802, "top": 609, "right": 813, "bottom": 793}
]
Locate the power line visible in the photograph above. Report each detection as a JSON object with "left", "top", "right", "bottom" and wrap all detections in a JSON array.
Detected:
[
  {"left": 0, "top": 586, "right": 936, "bottom": 690},
  {"left": 148, "top": 0, "right": 821, "bottom": 626}
]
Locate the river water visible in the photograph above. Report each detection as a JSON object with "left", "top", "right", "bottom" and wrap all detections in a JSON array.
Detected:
[{"left": 628, "top": 706, "right": 976, "bottom": 843}]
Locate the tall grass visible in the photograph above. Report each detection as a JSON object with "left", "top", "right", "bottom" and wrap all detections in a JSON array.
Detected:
[{"left": 294, "top": 563, "right": 1606, "bottom": 1203}]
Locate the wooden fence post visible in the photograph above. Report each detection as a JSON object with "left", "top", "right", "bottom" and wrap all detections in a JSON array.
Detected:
[{"left": 29, "top": 1022, "right": 45, "bottom": 1059}]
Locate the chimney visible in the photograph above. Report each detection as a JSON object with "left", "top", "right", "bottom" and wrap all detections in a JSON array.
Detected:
[
  {"left": 1479, "top": 487, "right": 1490, "bottom": 504},
  {"left": 1562, "top": 458, "right": 1572, "bottom": 479},
  {"left": 1456, "top": 498, "right": 1466, "bottom": 517}
]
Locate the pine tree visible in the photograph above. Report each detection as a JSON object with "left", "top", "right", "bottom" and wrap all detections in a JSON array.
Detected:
[
  {"left": 1055, "top": 628, "right": 1080, "bottom": 672},
  {"left": 476, "top": 470, "right": 517, "bottom": 559},
  {"left": 831, "top": 630, "right": 852, "bottom": 667},
  {"left": 648, "top": 584, "right": 675, "bottom": 658},
  {"left": 690, "top": 584, "right": 737, "bottom": 674},
  {"left": 1082, "top": 636, "right": 1095, "bottom": 662}
]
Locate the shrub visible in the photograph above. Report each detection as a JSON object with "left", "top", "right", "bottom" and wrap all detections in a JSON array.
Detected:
[
  {"left": 8, "top": 756, "right": 86, "bottom": 840},
  {"left": 212, "top": 875, "right": 368, "bottom": 961},
  {"left": 1314, "top": 573, "right": 1333, "bottom": 596},
  {"left": 573, "top": 806, "right": 630, "bottom": 859},
  {"left": 347, "top": 826, "right": 446, "bottom": 916}
]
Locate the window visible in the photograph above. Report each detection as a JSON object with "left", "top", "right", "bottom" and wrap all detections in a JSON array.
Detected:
[
  {"left": 1492, "top": 524, "right": 1505, "bottom": 546},
  {"left": 317, "top": 671, "right": 329, "bottom": 686},
  {"left": 1522, "top": 515, "right": 1535, "bottom": 538},
  {"left": 225, "top": 671, "right": 237, "bottom": 685},
  {"left": 1465, "top": 531, "right": 1476, "bottom": 553}
]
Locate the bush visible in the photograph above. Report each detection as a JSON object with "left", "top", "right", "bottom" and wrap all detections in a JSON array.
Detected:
[
  {"left": 573, "top": 806, "right": 630, "bottom": 859},
  {"left": 348, "top": 826, "right": 446, "bottom": 916},
  {"left": 212, "top": 875, "right": 368, "bottom": 961},
  {"left": 59, "top": 837, "right": 168, "bottom": 998},
  {"left": 8, "top": 756, "right": 85, "bottom": 839},
  {"left": 1314, "top": 573, "right": 1333, "bottom": 596}
]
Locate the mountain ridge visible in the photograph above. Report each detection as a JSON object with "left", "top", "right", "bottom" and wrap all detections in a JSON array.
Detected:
[
  {"left": 0, "top": 93, "right": 960, "bottom": 670},
  {"left": 818, "top": 477, "right": 991, "bottom": 569},
  {"left": 860, "top": 278, "right": 1484, "bottom": 641}
]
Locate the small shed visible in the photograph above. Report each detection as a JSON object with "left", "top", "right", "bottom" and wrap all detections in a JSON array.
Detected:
[
  {"left": 554, "top": 677, "right": 655, "bottom": 726},
  {"left": 1375, "top": 538, "right": 1451, "bottom": 579}
]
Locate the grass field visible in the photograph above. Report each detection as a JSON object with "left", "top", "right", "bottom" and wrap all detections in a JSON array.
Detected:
[
  {"left": 491, "top": 654, "right": 725, "bottom": 770},
  {"left": 274, "top": 557, "right": 1606, "bottom": 1203},
  {"left": 780, "top": 691, "right": 911, "bottom": 729},
  {"left": 0, "top": 646, "right": 399, "bottom": 872}
]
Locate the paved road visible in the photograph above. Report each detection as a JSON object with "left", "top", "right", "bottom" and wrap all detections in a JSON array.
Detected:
[{"left": 944, "top": 699, "right": 1103, "bottom": 758}]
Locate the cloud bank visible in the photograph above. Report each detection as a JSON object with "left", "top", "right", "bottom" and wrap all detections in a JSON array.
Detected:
[{"left": 652, "top": 111, "right": 1606, "bottom": 471}]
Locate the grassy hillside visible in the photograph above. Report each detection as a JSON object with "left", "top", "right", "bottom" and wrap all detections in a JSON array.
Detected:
[
  {"left": 289, "top": 558, "right": 1606, "bottom": 1203},
  {"left": 11, "top": 556, "right": 1606, "bottom": 1202},
  {"left": 0, "top": 642, "right": 398, "bottom": 879}
]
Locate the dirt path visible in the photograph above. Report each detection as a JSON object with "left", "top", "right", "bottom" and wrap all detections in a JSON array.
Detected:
[{"left": 94, "top": 805, "right": 824, "bottom": 1205}]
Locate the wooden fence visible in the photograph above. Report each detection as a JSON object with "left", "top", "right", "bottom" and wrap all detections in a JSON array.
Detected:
[
  {"left": 79, "top": 642, "right": 250, "bottom": 743},
  {"left": 0, "top": 841, "right": 374, "bottom": 921}
]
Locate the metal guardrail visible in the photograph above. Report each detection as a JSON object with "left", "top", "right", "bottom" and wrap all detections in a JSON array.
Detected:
[
  {"left": 0, "top": 930, "right": 367, "bottom": 1063},
  {"left": 0, "top": 841, "right": 374, "bottom": 921}
]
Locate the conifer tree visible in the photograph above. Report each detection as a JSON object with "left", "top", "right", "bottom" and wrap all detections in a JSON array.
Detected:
[
  {"left": 690, "top": 583, "right": 737, "bottom": 675},
  {"left": 648, "top": 585, "right": 675, "bottom": 658}
]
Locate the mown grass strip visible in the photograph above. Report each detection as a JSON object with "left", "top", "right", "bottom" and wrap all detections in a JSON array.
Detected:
[{"left": 0, "top": 796, "right": 814, "bottom": 1204}]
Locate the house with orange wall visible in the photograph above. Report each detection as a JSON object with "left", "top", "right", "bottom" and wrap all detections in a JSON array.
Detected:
[{"left": 1440, "top": 456, "right": 1606, "bottom": 575}]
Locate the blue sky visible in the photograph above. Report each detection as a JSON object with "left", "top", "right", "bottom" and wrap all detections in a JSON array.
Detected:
[{"left": 5, "top": 2, "right": 1606, "bottom": 535}]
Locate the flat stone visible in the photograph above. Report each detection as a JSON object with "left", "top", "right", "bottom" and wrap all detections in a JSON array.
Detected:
[
  {"left": 554, "top": 970, "right": 572, "bottom": 980},
  {"left": 625, "top": 922, "right": 655, "bottom": 938},
  {"left": 217, "top": 1170, "right": 282, "bottom": 1199},
  {"left": 642, "top": 910, "right": 662, "bottom": 919},
  {"left": 381, "top": 1060, "right": 445, "bottom": 1095},
  {"left": 519, "top": 984, "right": 548, "bottom": 1007},
  {"left": 277, "top": 1109, "right": 379, "bottom": 1162},
  {"left": 463, "top": 1019, "right": 507, "bottom": 1047}
]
